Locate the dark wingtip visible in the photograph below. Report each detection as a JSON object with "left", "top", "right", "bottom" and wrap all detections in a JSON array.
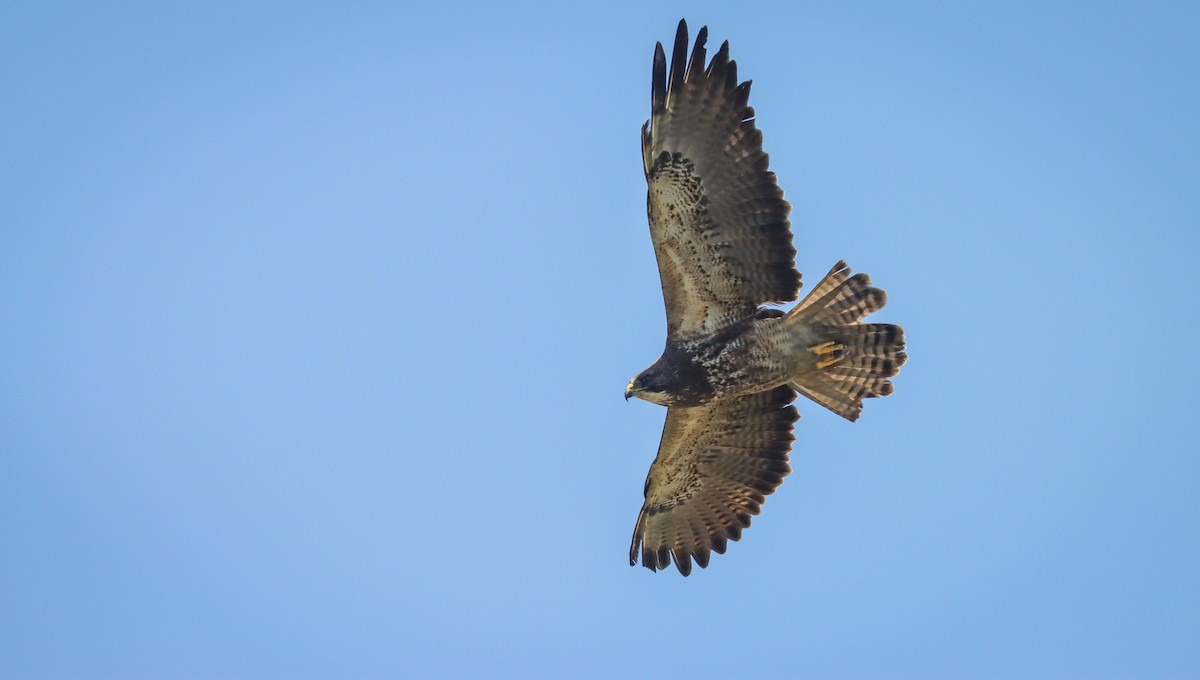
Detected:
[
  {"left": 711, "top": 535, "right": 728, "bottom": 555},
  {"left": 656, "top": 546, "right": 671, "bottom": 569},
  {"left": 669, "top": 20, "right": 689, "bottom": 92},
  {"left": 651, "top": 42, "right": 667, "bottom": 115},
  {"left": 686, "top": 24, "right": 709, "bottom": 87},
  {"left": 672, "top": 548, "right": 693, "bottom": 576}
]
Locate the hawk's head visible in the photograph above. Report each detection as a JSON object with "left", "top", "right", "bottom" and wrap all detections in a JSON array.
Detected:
[{"left": 625, "top": 368, "right": 673, "bottom": 406}]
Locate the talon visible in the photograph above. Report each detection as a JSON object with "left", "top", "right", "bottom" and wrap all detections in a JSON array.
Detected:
[
  {"left": 811, "top": 341, "right": 846, "bottom": 369},
  {"left": 811, "top": 341, "right": 836, "bottom": 354}
]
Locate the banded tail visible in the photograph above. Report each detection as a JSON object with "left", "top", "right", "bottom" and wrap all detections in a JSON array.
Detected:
[{"left": 786, "top": 261, "right": 907, "bottom": 421}]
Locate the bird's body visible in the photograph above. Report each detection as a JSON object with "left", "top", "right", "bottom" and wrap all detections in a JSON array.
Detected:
[
  {"left": 629, "top": 310, "right": 835, "bottom": 408},
  {"left": 625, "top": 20, "right": 907, "bottom": 576}
]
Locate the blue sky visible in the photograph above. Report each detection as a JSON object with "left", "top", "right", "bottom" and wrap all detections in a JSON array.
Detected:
[{"left": 2, "top": 2, "right": 1198, "bottom": 678}]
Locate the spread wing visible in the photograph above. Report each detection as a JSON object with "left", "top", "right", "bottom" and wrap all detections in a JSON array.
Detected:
[
  {"left": 630, "top": 386, "right": 799, "bottom": 575},
  {"left": 643, "top": 20, "right": 800, "bottom": 339}
]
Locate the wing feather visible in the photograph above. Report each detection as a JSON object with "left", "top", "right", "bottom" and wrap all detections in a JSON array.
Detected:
[
  {"left": 629, "top": 385, "right": 799, "bottom": 575},
  {"left": 643, "top": 20, "right": 800, "bottom": 338}
]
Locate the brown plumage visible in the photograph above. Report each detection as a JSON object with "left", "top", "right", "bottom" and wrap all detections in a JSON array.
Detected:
[
  {"left": 641, "top": 21, "right": 798, "bottom": 339},
  {"left": 626, "top": 20, "right": 907, "bottom": 575},
  {"left": 630, "top": 386, "right": 798, "bottom": 576}
]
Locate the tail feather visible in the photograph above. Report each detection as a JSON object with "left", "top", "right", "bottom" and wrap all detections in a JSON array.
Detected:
[
  {"left": 787, "top": 262, "right": 907, "bottom": 421},
  {"left": 790, "top": 376, "right": 864, "bottom": 421},
  {"left": 825, "top": 367, "right": 894, "bottom": 397},
  {"left": 838, "top": 324, "right": 906, "bottom": 360},
  {"left": 788, "top": 263, "right": 886, "bottom": 327},
  {"left": 837, "top": 348, "right": 906, "bottom": 375},
  {"left": 824, "top": 282, "right": 886, "bottom": 326},
  {"left": 788, "top": 260, "right": 850, "bottom": 319}
]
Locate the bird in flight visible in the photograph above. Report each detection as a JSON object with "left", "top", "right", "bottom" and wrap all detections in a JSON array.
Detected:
[{"left": 626, "top": 20, "right": 907, "bottom": 576}]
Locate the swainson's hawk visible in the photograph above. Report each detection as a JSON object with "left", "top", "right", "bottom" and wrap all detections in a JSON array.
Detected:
[{"left": 626, "top": 20, "right": 907, "bottom": 575}]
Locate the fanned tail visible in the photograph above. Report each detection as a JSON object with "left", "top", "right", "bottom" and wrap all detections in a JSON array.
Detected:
[{"left": 786, "top": 261, "right": 907, "bottom": 421}]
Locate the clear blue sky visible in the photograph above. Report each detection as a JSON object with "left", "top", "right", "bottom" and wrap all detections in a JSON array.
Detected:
[{"left": 2, "top": 2, "right": 1197, "bottom": 678}]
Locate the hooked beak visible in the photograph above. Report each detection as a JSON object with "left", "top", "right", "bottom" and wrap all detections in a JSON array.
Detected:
[{"left": 625, "top": 381, "right": 635, "bottom": 401}]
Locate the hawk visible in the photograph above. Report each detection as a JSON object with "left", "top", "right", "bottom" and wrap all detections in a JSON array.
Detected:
[{"left": 625, "top": 20, "right": 908, "bottom": 575}]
